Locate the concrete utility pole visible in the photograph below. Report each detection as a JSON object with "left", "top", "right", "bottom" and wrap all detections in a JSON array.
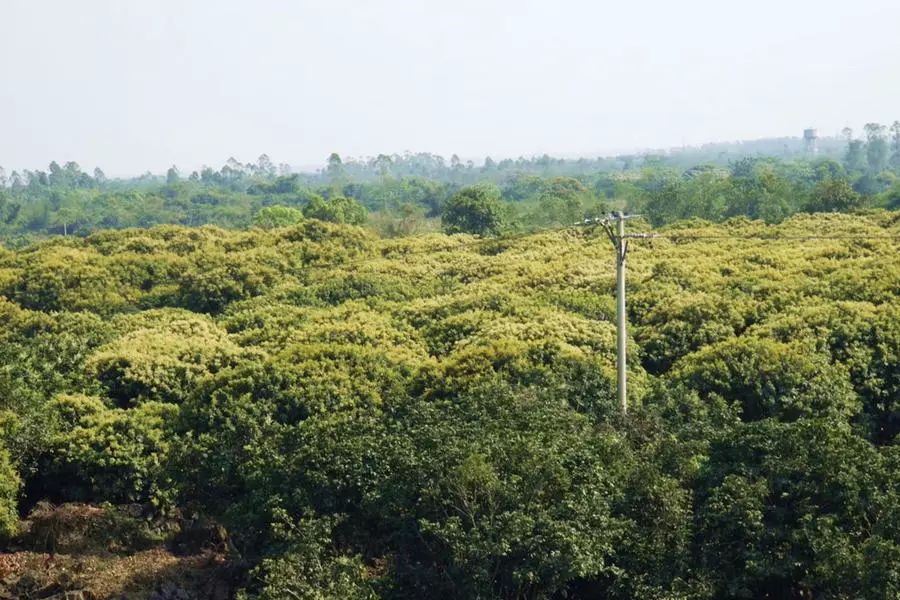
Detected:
[
  {"left": 598, "top": 212, "right": 647, "bottom": 415},
  {"left": 615, "top": 214, "right": 627, "bottom": 414}
]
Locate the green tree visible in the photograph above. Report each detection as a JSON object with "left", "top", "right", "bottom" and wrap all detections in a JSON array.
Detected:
[
  {"left": 529, "top": 176, "right": 600, "bottom": 228},
  {"left": 53, "top": 206, "right": 78, "bottom": 236},
  {"left": 673, "top": 337, "right": 858, "bottom": 423},
  {"left": 724, "top": 162, "right": 794, "bottom": 222},
  {"left": 890, "top": 121, "right": 900, "bottom": 171},
  {"left": 806, "top": 177, "right": 864, "bottom": 212},
  {"left": 883, "top": 182, "right": 900, "bottom": 210},
  {"left": 326, "top": 152, "right": 346, "bottom": 186},
  {"left": 811, "top": 158, "right": 846, "bottom": 182},
  {"left": 304, "top": 195, "right": 367, "bottom": 225},
  {"left": 865, "top": 123, "right": 889, "bottom": 173},
  {"left": 257, "top": 153, "right": 276, "bottom": 177},
  {"left": 845, "top": 139, "right": 866, "bottom": 173},
  {"left": 176, "top": 382, "right": 633, "bottom": 598},
  {"left": 241, "top": 514, "right": 376, "bottom": 600},
  {"left": 442, "top": 185, "right": 503, "bottom": 235},
  {"left": 644, "top": 177, "right": 684, "bottom": 226},
  {"left": 253, "top": 205, "right": 305, "bottom": 229}
]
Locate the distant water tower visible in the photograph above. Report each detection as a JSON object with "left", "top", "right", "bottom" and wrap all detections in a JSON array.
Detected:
[{"left": 803, "top": 128, "right": 818, "bottom": 156}]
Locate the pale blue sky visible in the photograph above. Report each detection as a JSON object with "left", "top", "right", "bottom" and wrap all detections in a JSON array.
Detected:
[{"left": 2, "top": 0, "right": 899, "bottom": 175}]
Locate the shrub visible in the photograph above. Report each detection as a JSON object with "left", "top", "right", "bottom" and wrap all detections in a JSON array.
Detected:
[
  {"left": 239, "top": 513, "right": 375, "bottom": 600},
  {"left": 46, "top": 395, "right": 178, "bottom": 507},
  {"left": 0, "top": 443, "right": 19, "bottom": 540}
]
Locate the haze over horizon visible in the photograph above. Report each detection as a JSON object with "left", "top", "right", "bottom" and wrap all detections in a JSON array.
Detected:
[{"left": 3, "top": 0, "right": 899, "bottom": 176}]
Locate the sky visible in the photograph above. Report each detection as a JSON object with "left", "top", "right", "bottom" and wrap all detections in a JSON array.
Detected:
[{"left": 2, "top": 0, "right": 899, "bottom": 176}]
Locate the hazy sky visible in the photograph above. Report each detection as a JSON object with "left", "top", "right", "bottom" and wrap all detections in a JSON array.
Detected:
[{"left": 2, "top": 0, "right": 899, "bottom": 175}]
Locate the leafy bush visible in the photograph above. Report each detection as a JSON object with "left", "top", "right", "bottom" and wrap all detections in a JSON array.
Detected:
[
  {"left": 45, "top": 395, "right": 178, "bottom": 506},
  {"left": 0, "top": 443, "right": 19, "bottom": 540},
  {"left": 239, "top": 513, "right": 375, "bottom": 600},
  {"left": 672, "top": 337, "right": 859, "bottom": 422},
  {"left": 177, "top": 380, "right": 637, "bottom": 598},
  {"left": 86, "top": 312, "right": 246, "bottom": 404},
  {"left": 697, "top": 419, "right": 899, "bottom": 597}
]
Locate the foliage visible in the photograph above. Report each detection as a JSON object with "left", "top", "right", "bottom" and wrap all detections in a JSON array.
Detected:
[
  {"left": 178, "top": 380, "right": 631, "bottom": 598},
  {"left": 44, "top": 395, "right": 178, "bottom": 506},
  {"left": 305, "top": 195, "right": 368, "bottom": 225},
  {"left": 672, "top": 337, "right": 858, "bottom": 422},
  {"left": 86, "top": 311, "right": 247, "bottom": 404},
  {"left": 442, "top": 185, "right": 504, "bottom": 235},
  {"left": 253, "top": 205, "right": 304, "bottom": 229},
  {"left": 2, "top": 130, "right": 900, "bottom": 243},
  {"left": 696, "top": 419, "right": 899, "bottom": 598},
  {"left": 0, "top": 212, "right": 897, "bottom": 597},
  {"left": 0, "top": 442, "right": 19, "bottom": 540},
  {"left": 239, "top": 513, "right": 376, "bottom": 600},
  {"left": 807, "top": 177, "right": 865, "bottom": 213}
]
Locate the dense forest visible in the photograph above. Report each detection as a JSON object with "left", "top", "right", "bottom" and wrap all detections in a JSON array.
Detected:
[
  {"left": 0, "top": 126, "right": 899, "bottom": 598},
  {"left": 0, "top": 209, "right": 897, "bottom": 597}
]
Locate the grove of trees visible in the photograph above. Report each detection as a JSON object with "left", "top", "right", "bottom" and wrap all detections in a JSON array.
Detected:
[
  {"left": 0, "top": 207, "right": 898, "bottom": 598},
  {"left": 2, "top": 124, "right": 900, "bottom": 244}
]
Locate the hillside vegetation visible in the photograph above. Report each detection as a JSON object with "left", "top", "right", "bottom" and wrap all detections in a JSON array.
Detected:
[{"left": 0, "top": 212, "right": 898, "bottom": 598}]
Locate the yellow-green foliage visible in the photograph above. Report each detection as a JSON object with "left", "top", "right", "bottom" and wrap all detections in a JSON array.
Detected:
[
  {"left": 49, "top": 394, "right": 178, "bottom": 505},
  {"left": 0, "top": 409, "right": 20, "bottom": 540},
  {"left": 0, "top": 211, "right": 898, "bottom": 598},
  {"left": 0, "top": 441, "right": 19, "bottom": 540},
  {"left": 0, "top": 212, "right": 897, "bottom": 417},
  {"left": 86, "top": 309, "right": 251, "bottom": 404}
]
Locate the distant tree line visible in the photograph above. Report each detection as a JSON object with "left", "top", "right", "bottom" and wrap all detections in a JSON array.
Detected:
[{"left": 1, "top": 123, "right": 899, "bottom": 244}]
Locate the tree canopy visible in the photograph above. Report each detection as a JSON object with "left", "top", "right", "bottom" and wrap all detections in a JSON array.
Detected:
[{"left": 0, "top": 210, "right": 897, "bottom": 598}]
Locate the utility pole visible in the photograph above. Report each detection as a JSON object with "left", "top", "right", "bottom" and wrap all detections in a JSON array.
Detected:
[
  {"left": 615, "top": 214, "right": 627, "bottom": 414},
  {"left": 598, "top": 212, "right": 648, "bottom": 414}
]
